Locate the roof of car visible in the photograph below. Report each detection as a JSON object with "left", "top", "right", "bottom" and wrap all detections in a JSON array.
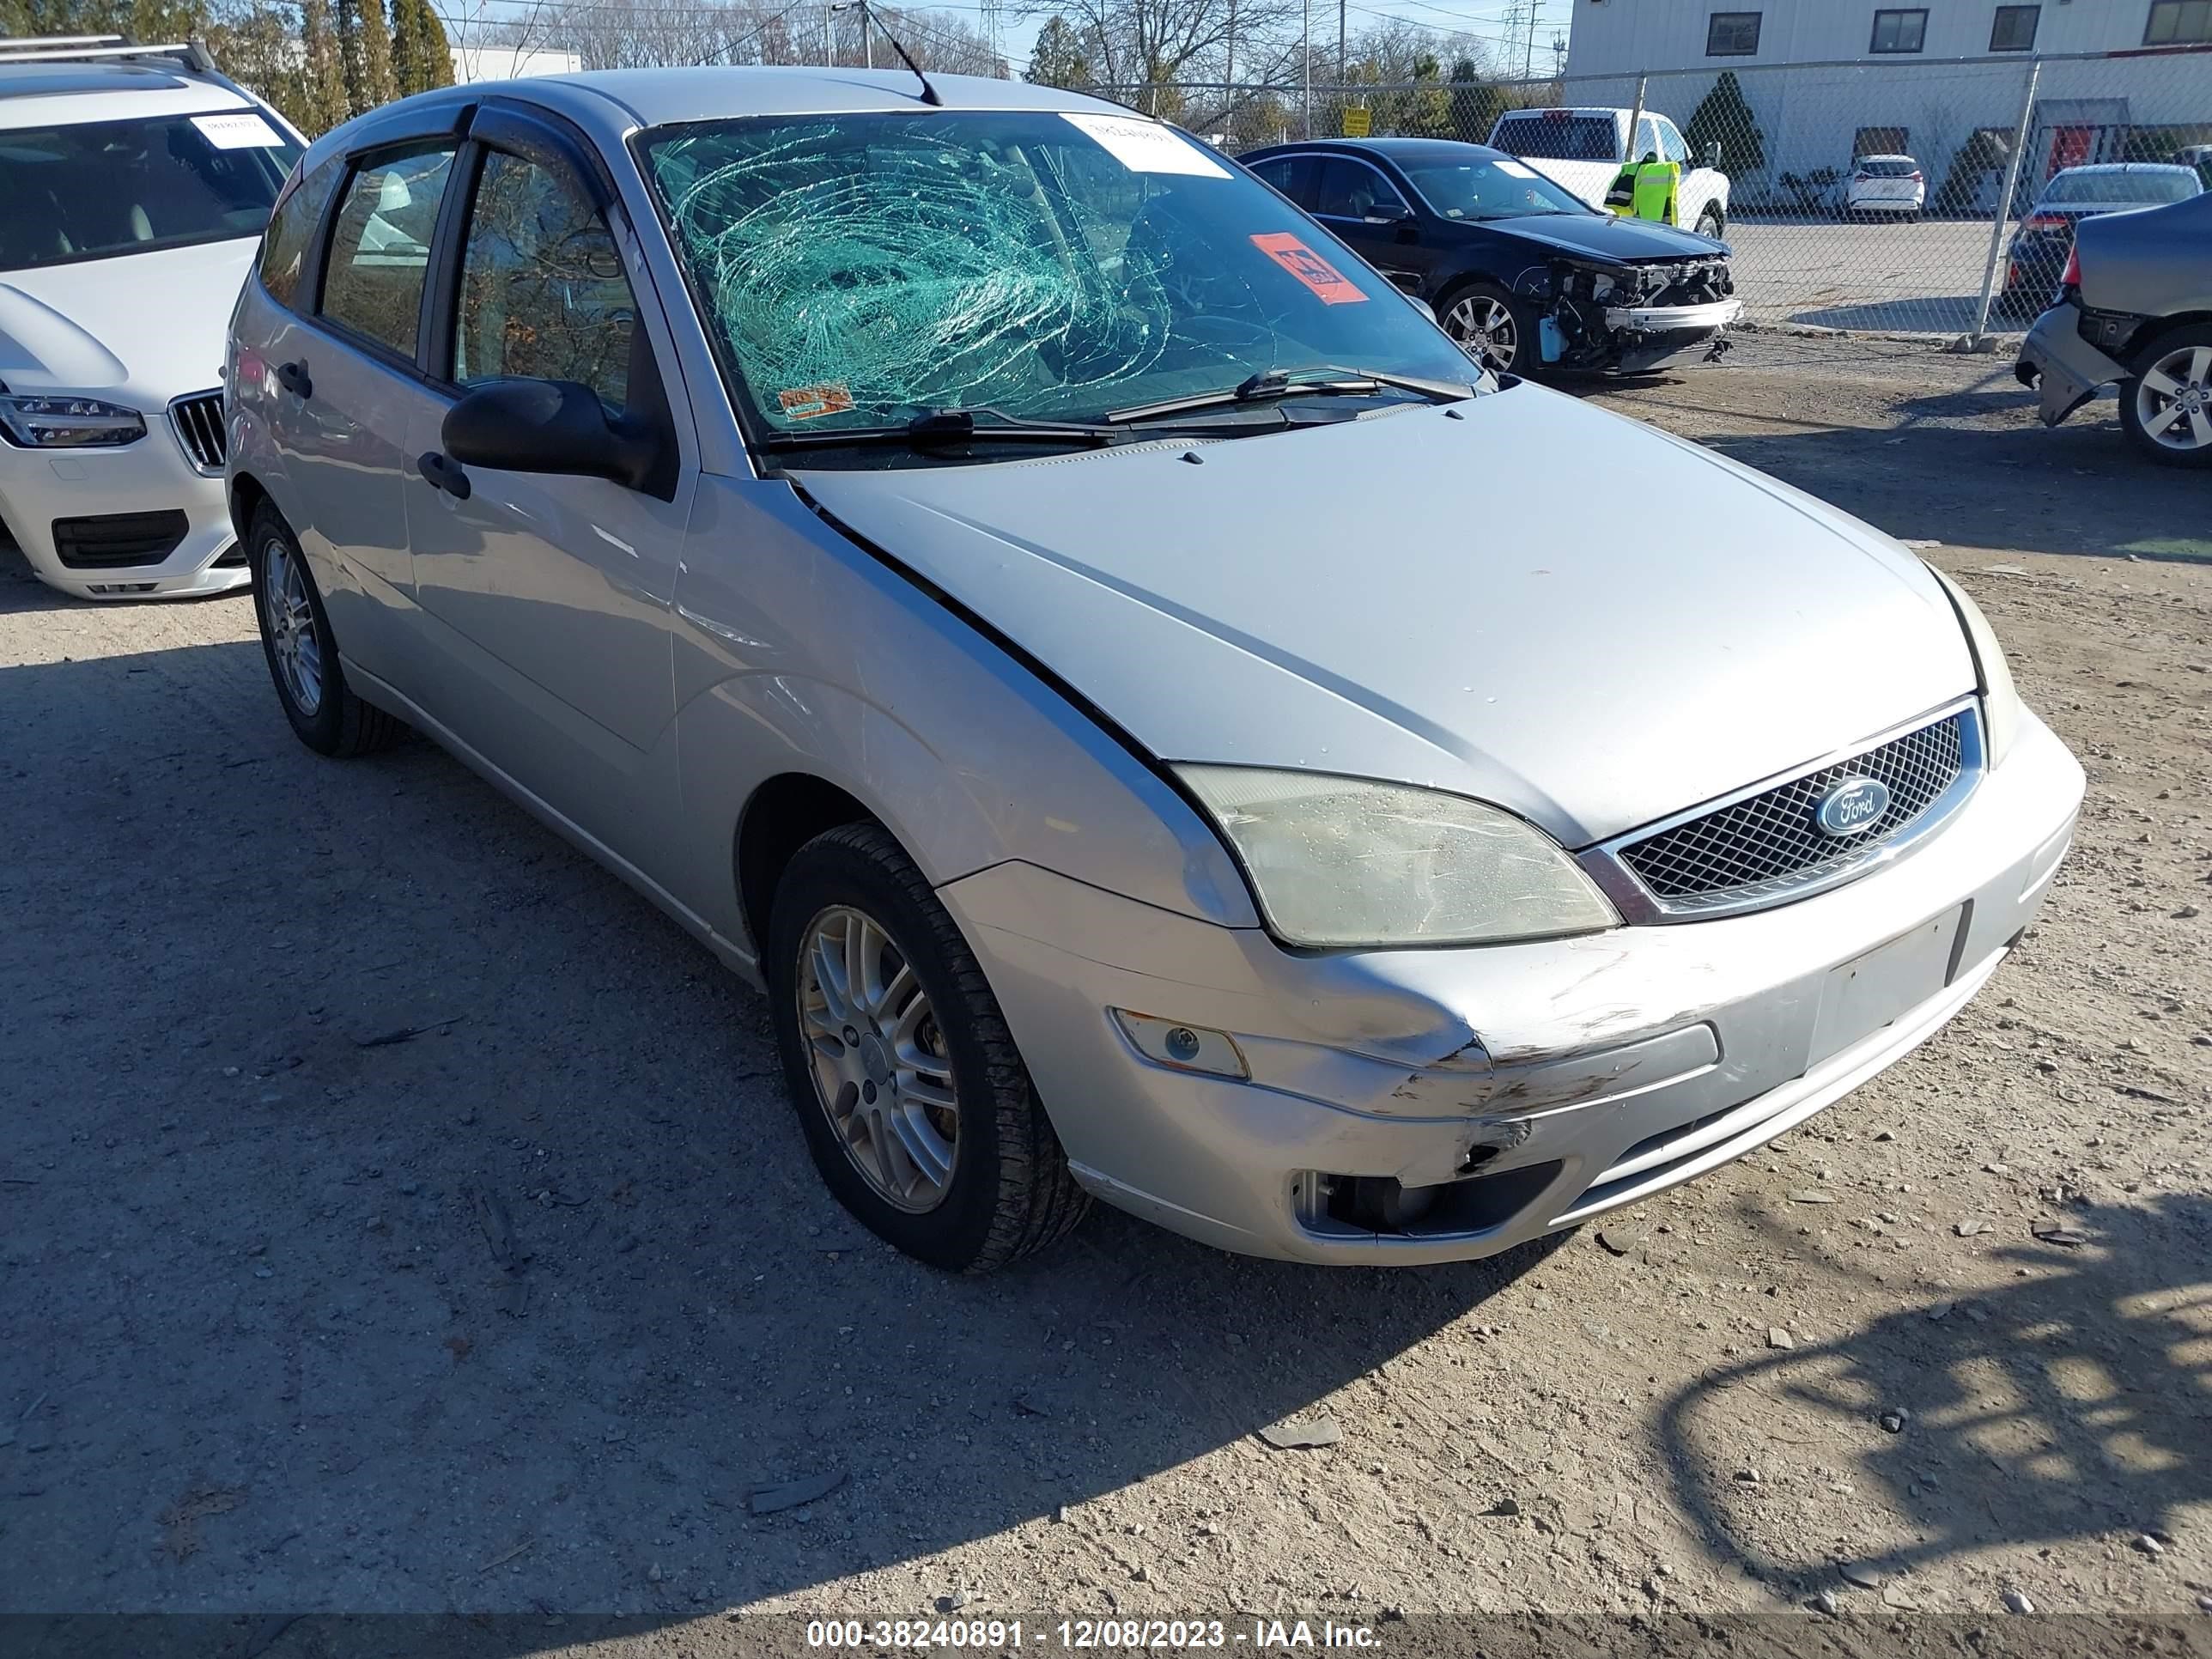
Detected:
[
  {"left": 1245, "top": 136, "right": 1510, "bottom": 166},
  {"left": 2050, "top": 162, "right": 2197, "bottom": 176},
  {"left": 0, "top": 58, "right": 252, "bottom": 126},
  {"left": 485, "top": 66, "right": 1117, "bottom": 130}
]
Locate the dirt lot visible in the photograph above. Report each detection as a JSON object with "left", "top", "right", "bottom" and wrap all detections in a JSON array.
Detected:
[{"left": 3, "top": 337, "right": 2209, "bottom": 1641}]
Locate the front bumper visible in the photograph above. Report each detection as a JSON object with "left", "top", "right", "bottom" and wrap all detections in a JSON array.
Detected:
[
  {"left": 0, "top": 434, "right": 243, "bottom": 600},
  {"left": 940, "top": 708, "right": 2083, "bottom": 1264},
  {"left": 1597, "top": 298, "right": 1741, "bottom": 374},
  {"left": 2015, "top": 301, "right": 2127, "bottom": 428}
]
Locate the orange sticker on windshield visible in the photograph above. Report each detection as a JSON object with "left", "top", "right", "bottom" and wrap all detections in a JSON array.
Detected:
[
  {"left": 778, "top": 382, "right": 855, "bottom": 420},
  {"left": 1249, "top": 233, "right": 1369, "bottom": 305}
]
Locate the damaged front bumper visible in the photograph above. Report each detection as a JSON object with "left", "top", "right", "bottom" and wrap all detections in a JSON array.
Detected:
[
  {"left": 2015, "top": 300, "right": 2128, "bottom": 428},
  {"left": 939, "top": 709, "right": 2082, "bottom": 1265},
  {"left": 1525, "top": 258, "right": 1741, "bottom": 375}
]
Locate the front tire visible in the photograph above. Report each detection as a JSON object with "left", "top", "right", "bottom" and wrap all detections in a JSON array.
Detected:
[
  {"left": 1696, "top": 206, "right": 1725, "bottom": 239},
  {"left": 247, "top": 505, "right": 401, "bottom": 757},
  {"left": 1440, "top": 281, "right": 1534, "bottom": 376},
  {"left": 2120, "top": 326, "right": 2212, "bottom": 469},
  {"left": 766, "top": 822, "right": 1089, "bottom": 1273}
]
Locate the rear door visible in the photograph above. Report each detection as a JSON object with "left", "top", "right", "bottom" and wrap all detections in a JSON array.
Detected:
[
  {"left": 1310, "top": 155, "right": 1436, "bottom": 295},
  {"left": 401, "top": 105, "right": 696, "bottom": 864},
  {"left": 282, "top": 132, "right": 466, "bottom": 672}
]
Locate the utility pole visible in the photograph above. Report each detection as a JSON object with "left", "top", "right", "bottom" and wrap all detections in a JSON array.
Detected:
[
  {"left": 861, "top": 0, "right": 872, "bottom": 70},
  {"left": 1336, "top": 0, "right": 1344, "bottom": 89},
  {"left": 1522, "top": 0, "right": 1540, "bottom": 78},
  {"left": 1224, "top": 0, "right": 1236, "bottom": 135},
  {"left": 1301, "top": 0, "right": 1310, "bottom": 138}
]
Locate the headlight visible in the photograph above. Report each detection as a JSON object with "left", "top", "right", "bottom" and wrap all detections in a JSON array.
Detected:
[
  {"left": 1925, "top": 565, "right": 2021, "bottom": 767},
  {"left": 1174, "top": 766, "right": 1620, "bottom": 949},
  {"left": 0, "top": 394, "right": 146, "bottom": 449}
]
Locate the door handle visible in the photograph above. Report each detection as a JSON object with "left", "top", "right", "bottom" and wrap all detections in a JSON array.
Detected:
[
  {"left": 276, "top": 360, "right": 312, "bottom": 398},
  {"left": 416, "top": 451, "right": 471, "bottom": 501}
]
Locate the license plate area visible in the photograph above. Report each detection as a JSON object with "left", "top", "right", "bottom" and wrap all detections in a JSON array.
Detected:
[{"left": 1808, "top": 904, "right": 1965, "bottom": 1067}]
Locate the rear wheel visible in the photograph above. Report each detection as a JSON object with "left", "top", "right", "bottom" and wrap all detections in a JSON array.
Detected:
[
  {"left": 248, "top": 505, "right": 401, "bottom": 757},
  {"left": 1440, "top": 281, "right": 1532, "bottom": 376},
  {"left": 766, "top": 821, "right": 1088, "bottom": 1272},
  {"left": 2120, "top": 327, "right": 2212, "bottom": 469}
]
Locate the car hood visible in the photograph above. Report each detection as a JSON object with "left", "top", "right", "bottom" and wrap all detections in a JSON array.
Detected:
[
  {"left": 794, "top": 386, "right": 1974, "bottom": 848},
  {"left": 0, "top": 237, "right": 253, "bottom": 398},
  {"left": 1462, "top": 212, "right": 1726, "bottom": 263}
]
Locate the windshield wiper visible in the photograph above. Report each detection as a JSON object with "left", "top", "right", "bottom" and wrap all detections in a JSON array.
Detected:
[
  {"left": 1106, "top": 364, "right": 1477, "bottom": 424},
  {"left": 761, "top": 408, "right": 1127, "bottom": 453}
]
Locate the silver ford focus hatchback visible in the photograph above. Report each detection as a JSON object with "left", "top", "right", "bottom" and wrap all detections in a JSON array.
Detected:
[{"left": 228, "top": 67, "right": 2085, "bottom": 1272}]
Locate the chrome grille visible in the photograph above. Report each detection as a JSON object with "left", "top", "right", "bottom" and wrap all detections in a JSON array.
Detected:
[
  {"left": 168, "top": 391, "right": 224, "bottom": 475},
  {"left": 1617, "top": 710, "right": 1972, "bottom": 911}
]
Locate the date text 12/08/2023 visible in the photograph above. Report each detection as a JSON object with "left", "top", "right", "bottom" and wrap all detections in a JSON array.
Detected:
[{"left": 805, "top": 1619, "right": 1385, "bottom": 1649}]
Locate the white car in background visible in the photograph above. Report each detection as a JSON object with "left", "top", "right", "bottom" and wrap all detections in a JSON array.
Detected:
[
  {"left": 1846, "top": 154, "right": 1924, "bottom": 220},
  {"left": 1487, "top": 106, "right": 1731, "bottom": 240},
  {"left": 0, "top": 36, "right": 301, "bottom": 599}
]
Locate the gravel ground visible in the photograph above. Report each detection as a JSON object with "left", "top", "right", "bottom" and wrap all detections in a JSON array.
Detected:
[{"left": 2, "top": 337, "right": 2208, "bottom": 1640}]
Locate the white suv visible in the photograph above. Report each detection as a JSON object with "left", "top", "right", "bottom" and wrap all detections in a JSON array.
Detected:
[{"left": 0, "top": 36, "right": 301, "bottom": 599}]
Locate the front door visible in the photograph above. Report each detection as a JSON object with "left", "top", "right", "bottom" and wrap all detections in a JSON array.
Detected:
[{"left": 402, "top": 119, "right": 696, "bottom": 865}]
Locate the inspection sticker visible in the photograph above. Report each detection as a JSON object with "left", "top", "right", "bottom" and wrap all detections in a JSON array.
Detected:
[
  {"left": 777, "top": 382, "right": 855, "bottom": 420},
  {"left": 1060, "top": 112, "right": 1231, "bottom": 178},
  {"left": 1249, "top": 233, "right": 1368, "bottom": 305},
  {"left": 191, "top": 112, "right": 287, "bottom": 149},
  {"left": 1494, "top": 158, "right": 1540, "bottom": 179}
]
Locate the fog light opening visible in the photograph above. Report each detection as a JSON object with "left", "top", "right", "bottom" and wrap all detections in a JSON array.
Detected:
[{"left": 1110, "top": 1010, "right": 1248, "bottom": 1079}]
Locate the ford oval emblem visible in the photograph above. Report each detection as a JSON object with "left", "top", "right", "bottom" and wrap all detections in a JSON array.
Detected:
[{"left": 1815, "top": 776, "right": 1892, "bottom": 838}]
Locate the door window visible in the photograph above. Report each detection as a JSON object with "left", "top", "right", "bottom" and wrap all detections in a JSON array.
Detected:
[
  {"left": 1314, "top": 158, "right": 1408, "bottom": 219},
  {"left": 1247, "top": 155, "right": 1310, "bottom": 206},
  {"left": 453, "top": 149, "right": 638, "bottom": 413},
  {"left": 1656, "top": 118, "right": 1690, "bottom": 166},
  {"left": 319, "top": 148, "right": 456, "bottom": 358}
]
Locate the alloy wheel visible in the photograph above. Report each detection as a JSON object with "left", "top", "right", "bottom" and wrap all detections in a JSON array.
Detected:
[
  {"left": 263, "top": 541, "right": 323, "bottom": 716},
  {"left": 794, "top": 904, "right": 959, "bottom": 1213},
  {"left": 1446, "top": 295, "right": 1518, "bottom": 374},
  {"left": 2136, "top": 344, "right": 2212, "bottom": 454}
]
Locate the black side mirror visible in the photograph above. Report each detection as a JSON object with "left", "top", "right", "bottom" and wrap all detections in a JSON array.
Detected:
[
  {"left": 1364, "top": 200, "right": 1415, "bottom": 225},
  {"left": 1705, "top": 142, "right": 1722, "bottom": 170},
  {"left": 442, "top": 378, "right": 664, "bottom": 494}
]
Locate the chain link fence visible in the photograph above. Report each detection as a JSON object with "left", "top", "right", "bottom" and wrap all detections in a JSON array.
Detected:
[{"left": 1104, "top": 46, "right": 2212, "bottom": 341}]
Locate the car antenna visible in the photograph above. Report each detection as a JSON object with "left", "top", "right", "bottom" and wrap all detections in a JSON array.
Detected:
[{"left": 866, "top": 14, "right": 942, "bottom": 106}]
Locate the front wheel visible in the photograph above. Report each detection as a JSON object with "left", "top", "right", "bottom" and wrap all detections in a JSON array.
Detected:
[
  {"left": 1696, "top": 207, "right": 1725, "bottom": 239},
  {"left": 2120, "top": 327, "right": 2212, "bottom": 469},
  {"left": 1440, "top": 282, "right": 1533, "bottom": 376},
  {"left": 766, "top": 822, "right": 1089, "bottom": 1272}
]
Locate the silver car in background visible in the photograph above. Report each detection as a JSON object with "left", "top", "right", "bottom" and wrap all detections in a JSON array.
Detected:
[
  {"left": 2018, "top": 187, "right": 2212, "bottom": 468},
  {"left": 228, "top": 68, "right": 2084, "bottom": 1272}
]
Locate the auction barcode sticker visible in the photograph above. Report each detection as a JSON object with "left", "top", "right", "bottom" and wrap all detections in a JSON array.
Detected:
[
  {"left": 1060, "top": 112, "right": 1231, "bottom": 179},
  {"left": 192, "top": 112, "right": 288, "bottom": 149}
]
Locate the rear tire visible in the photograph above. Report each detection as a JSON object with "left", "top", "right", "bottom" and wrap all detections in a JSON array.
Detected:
[
  {"left": 2119, "top": 325, "right": 2212, "bottom": 470},
  {"left": 766, "top": 821, "right": 1089, "bottom": 1273},
  {"left": 247, "top": 505, "right": 401, "bottom": 757}
]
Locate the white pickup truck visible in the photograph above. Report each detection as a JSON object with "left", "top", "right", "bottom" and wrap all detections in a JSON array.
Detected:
[{"left": 1488, "top": 106, "right": 1731, "bottom": 240}]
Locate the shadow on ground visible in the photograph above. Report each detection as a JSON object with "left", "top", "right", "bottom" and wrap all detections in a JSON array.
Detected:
[
  {"left": 1659, "top": 1194, "right": 2212, "bottom": 1589},
  {"left": 1588, "top": 370, "right": 2212, "bottom": 563},
  {"left": 1785, "top": 295, "right": 2022, "bottom": 335},
  {"left": 0, "top": 630, "right": 1566, "bottom": 1641}
]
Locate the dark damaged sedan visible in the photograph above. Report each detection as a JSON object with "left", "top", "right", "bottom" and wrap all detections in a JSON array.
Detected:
[{"left": 1242, "top": 136, "right": 1739, "bottom": 376}]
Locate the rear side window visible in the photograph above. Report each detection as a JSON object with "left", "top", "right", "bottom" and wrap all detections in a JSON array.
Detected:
[
  {"left": 258, "top": 155, "right": 343, "bottom": 307},
  {"left": 319, "top": 148, "right": 457, "bottom": 359},
  {"left": 453, "top": 149, "right": 637, "bottom": 413},
  {"left": 1247, "top": 155, "right": 1310, "bottom": 205}
]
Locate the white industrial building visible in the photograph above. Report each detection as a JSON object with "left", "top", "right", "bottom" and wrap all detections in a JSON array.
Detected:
[
  {"left": 450, "top": 45, "right": 585, "bottom": 82},
  {"left": 1557, "top": 1, "right": 2212, "bottom": 210}
]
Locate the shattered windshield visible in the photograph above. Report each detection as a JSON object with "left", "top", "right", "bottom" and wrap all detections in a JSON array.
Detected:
[{"left": 639, "top": 109, "right": 1476, "bottom": 439}]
